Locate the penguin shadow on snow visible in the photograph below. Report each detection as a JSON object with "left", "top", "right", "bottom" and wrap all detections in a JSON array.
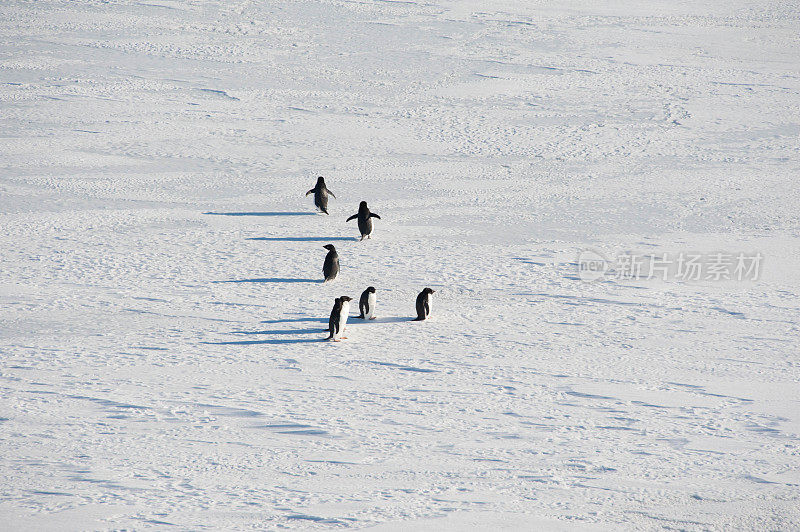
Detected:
[
  {"left": 204, "top": 325, "right": 326, "bottom": 345},
  {"left": 209, "top": 317, "right": 330, "bottom": 345},
  {"left": 209, "top": 313, "right": 426, "bottom": 346},
  {"left": 213, "top": 277, "right": 320, "bottom": 284},
  {"left": 261, "top": 317, "right": 327, "bottom": 325},
  {"left": 204, "top": 336, "right": 323, "bottom": 345},
  {"left": 350, "top": 316, "right": 415, "bottom": 324},
  {"left": 230, "top": 328, "right": 322, "bottom": 336},
  {"left": 203, "top": 211, "right": 315, "bottom": 217},
  {"left": 247, "top": 236, "right": 357, "bottom": 242}
]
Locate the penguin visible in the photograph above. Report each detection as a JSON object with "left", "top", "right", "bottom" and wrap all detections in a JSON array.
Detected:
[
  {"left": 322, "top": 244, "right": 339, "bottom": 282},
  {"left": 338, "top": 295, "right": 352, "bottom": 339},
  {"left": 327, "top": 297, "right": 343, "bottom": 340},
  {"left": 346, "top": 201, "right": 381, "bottom": 240},
  {"left": 358, "top": 286, "right": 376, "bottom": 320},
  {"left": 413, "top": 287, "right": 435, "bottom": 321},
  {"left": 306, "top": 176, "right": 335, "bottom": 214},
  {"left": 328, "top": 296, "right": 352, "bottom": 341}
]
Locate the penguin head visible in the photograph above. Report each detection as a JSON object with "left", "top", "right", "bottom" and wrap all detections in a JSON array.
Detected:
[
  {"left": 340, "top": 296, "right": 353, "bottom": 302},
  {"left": 359, "top": 201, "right": 368, "bottom": 210},
  {"left": 317, "top": 176, "right": 326, "bottom": 185},
  {"left": 323, "top": 244, "right": 336, "bottom": 251},
  {"left": 423, "top": 287, "right": 435, "bottom": 294},
  {"left": 366, "top": 286, "right": 376, "bottom": 293}
]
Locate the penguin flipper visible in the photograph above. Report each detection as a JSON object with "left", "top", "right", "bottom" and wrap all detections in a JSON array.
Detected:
[
  {"left": 370, "top": 213, "right": 381, "bottom": 219},
  {"left": 326, "top": 189, "right": 336, "bottom": 199},
  {"left": 346, "top": 214, "right": 357, "bottom": 222},
  {"left": 306, "top": 189, "right": 314, "bottom": 196}
]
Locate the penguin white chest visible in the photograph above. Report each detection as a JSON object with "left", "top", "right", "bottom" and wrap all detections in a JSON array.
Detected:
[
  {"left": 366, "top": 292, "right": 376, "bottom": 319},
  {"left": 338, "top": 300, "right": 350, "bottom": 335}
]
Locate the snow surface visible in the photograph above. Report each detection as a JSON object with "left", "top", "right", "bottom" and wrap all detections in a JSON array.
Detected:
[{"left": 1, "top": 0, "right": 799, "bottom": 529}]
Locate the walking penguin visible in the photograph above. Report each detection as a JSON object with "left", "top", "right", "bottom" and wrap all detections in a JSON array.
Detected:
[
  {"left": 413, "top": 287, "right": 435, "bottom": 321},
  {"left": 306, "top": 176, "right": 335, "bottom": 214},
  {"left": 346, "top": 201, "right": 381, "bottom": 240},
  {"left": 358, "top": 286, "right": 376, "bottom": 320},
  {"left": 328, "top": 296, "right": 352, "bottom": 341},
  {"left": 322, "top": 244, "right": 339, "bottom": 282},
  {"left": 328, "top": 297, "right": 342, "bottom": 340}
]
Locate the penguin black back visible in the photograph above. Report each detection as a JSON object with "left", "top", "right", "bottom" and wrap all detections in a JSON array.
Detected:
[
  {"left": 358, "top": 286, "right": 376, "bottom": 319},
  {"left": 322, "top": 244, "right": 339, "bottom": 282},
  {"left": 306, "top": 176, "right": 336, "bottom": 214},
  {"left": 413, "top": 287, "right": 435, "bottom": 321},
  {"left": 328, "top": 297, "right": 342, "bottom": 339},
  {"left": 346, "top": 201, "right": 381, "bottom": 240}
]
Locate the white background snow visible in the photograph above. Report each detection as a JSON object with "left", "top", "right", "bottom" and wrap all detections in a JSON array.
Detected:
[{"left": 1, "top": 0, "right": 799, "bottom": 529}]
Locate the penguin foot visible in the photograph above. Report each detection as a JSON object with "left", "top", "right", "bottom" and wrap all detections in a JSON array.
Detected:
[{"left": 369, "top": 317, "right": 376, "bottom": 320}]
